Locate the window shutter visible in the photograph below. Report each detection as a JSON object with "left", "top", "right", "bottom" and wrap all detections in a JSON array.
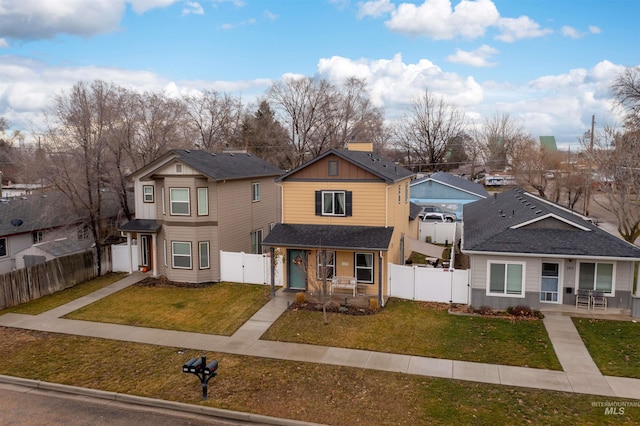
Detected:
[
  {"left": 345, "top": 191, "right": 352, "bottom": 216},
  {"left": 315, "top": 191, "right": 322, "bottom": 215}
]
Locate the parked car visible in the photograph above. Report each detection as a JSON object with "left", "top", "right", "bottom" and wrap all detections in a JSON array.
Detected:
[{"left": 419, "top": 206, "right": 456, "bottom": 222}]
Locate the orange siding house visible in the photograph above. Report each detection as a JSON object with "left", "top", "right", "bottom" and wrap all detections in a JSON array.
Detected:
[{"left": 263, "top": 146, "right": 416, "bottom": 306}]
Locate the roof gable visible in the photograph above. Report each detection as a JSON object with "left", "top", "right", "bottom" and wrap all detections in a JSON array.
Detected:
[
  {"left": 277, "top": 149, "right": 414, "bottom": 183},
  {"left": 424, "top": 172, "right": 490, "bottom": 198},
  {"left": 134, "top": 150, "right": 283, "bottom": 182}
]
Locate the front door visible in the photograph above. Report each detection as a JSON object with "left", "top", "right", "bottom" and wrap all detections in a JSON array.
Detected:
[
  {"left": 540, "top": 262, "right": 560, "bottom": 303},
  {"left": 287, "top": 249, "right": 307, "bottom": 291},
  {"left": 140, "top": 235, "right": 152, "bottom": 270}
]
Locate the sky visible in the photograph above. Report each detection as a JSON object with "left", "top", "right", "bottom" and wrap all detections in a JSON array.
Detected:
[{"left": 0, "top": 0, "right": 639, "bottom": 149}]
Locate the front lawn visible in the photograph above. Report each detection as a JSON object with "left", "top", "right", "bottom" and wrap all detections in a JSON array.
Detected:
[
  {"left": 0, "top": 273, "right": 127, "bottom": 315},
  {"left": 573, "top": 317, "right": 640, "bottom": 378},
  {"left": 0, "top": 327, "right": 633, "bottom": 425},
  {"left": 262, "top": 298, "right": 561, "bottom": 370},
  {"left": 64, "top": 281, "right": 272, "bottom": 336}
]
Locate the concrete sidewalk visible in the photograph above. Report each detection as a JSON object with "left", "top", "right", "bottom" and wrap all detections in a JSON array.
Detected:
[{"left": 1, "top": 273, "right": 639, "bottom": 401}]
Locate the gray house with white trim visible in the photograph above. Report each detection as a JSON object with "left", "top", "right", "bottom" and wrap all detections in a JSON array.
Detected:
[{"left": 462, "top": 188, "right": 640, "bottom": 316}]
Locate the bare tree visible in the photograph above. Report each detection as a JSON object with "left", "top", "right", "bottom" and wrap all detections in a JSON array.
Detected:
[
  {"left": 183, "top": 90, "right": 244, "bottom": 151},
  {"left": 474, "top": 112, "right": 528, "bottom": 171},
  {"left": 45, "top": 80, "right": 117, "bottom": 275},
  {"left": 585, "top": 126, "right": 640, "bottom": 243},
  {"left": 611, "top": 66, "right": 640, "bottom": 129},
  {"left": 511, "top": 136, "right": 562, "bottom": 200},
  {"left": 267, "top": 76, "right": 338, "bottom": 166},
  {"left": 393, "top": 89, "right": 466, "bottom": 171}
]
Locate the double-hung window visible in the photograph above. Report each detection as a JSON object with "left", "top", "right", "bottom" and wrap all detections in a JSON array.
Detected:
[
  {"left": 316, "top": 250, "right": 336, "bottom": 280},
  {"left": 488, "top": 261, "right": 525, "bottom": 297},
  {"left": 197, "top": 188, "right": 208, "bottom": 216},
  {"left": 252, "top": 183, "right": 260, "bottom": 202},
  {"left": 578, "top": 262, "right": 614, "bottom": 294},
  {"left": 355, "top": 252, "right": 374, "bottom": 283},
  {"left": 143, "top": 185, "right": 154, "bottom": 203},
  {"left": 170, "top": 188, "right": 190, "bottom": 215},
  {"left": 172, "top": 241, "right": 192, "bottom": 269},
  {"left": 199, "top": 241, "right": 210, "bottom": 269}
]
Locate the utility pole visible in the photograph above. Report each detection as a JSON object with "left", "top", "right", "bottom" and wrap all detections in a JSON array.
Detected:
[{"left": 585, "top": 114, "right": 595, "bottom": 216}]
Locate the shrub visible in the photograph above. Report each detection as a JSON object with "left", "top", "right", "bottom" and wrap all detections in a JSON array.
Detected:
[
  {"left": 474, "top": 305, "right": 494, "bottom": 315},
  {"left": 507, "top": 305, "right": 540, "bottom": 318},
  {"left": 295, "top": 292, "right": 306, "bottom": 304}
]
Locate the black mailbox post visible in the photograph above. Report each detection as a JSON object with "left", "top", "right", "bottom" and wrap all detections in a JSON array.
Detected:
[{"left": 182, "top": 355, "right": 218, "bottom": 400}]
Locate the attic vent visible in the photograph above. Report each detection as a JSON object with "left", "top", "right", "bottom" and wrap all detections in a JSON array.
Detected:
[
  {"left": 530, "top": 205, "right": 536, "bottom": 209},
  {"left": 184, "top": 149, "right": 190, "bottom": 153},
  {"left": 176, "top": 164, "right": 183, "bottom": 173},
  {"left": 210, "top": 153, "right": 216, "bottom": 157},
  {"left": 535, "top": 210, "right": 542, "bottom": 214}
]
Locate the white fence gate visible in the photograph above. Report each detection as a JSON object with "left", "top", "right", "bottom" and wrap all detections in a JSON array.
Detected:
[
  {"left": 418, "top": 221, "right": 460, "bottom": 244},
  {"left": 220, "top": 251, "right": 283, "bottom": 286},
  {"left": 388, "top": 263, "right": 469, "bottom": 304}
]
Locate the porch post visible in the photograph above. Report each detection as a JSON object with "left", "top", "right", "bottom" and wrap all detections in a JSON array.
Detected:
[
  {"left": 126, "top": 233, "right": 133, "bottom": 274},
  {"left": 152, "top": 234, "right": 158, "bottom": 277}
]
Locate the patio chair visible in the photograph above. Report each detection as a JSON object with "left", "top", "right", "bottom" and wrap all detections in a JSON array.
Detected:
[
  {"left": 591, "top": 290, "right": 607, "bottom": 310},
  {"left": 575, "top": 289, "right": 591, "bottom": 309}
]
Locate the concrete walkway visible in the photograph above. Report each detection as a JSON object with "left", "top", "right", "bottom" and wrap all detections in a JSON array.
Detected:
[{"left": 1, "top": 273, "right": 640, "bottom": 401}]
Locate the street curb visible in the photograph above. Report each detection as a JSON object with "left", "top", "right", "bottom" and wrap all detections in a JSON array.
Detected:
[{"left": 0, "top": 374, "right": 322, "bottom": 426}]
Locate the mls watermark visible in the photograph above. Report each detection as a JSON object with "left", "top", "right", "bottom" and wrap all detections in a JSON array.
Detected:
[{"left": 592, "top": 400, "right": 640, "bottom": 415}]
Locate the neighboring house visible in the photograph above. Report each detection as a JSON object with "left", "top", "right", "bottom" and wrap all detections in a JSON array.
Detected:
[
  {"left": 462, "top": 188, "right": 640, "bottom": 316},
  {"left": 262, "top": 145, "right": 416, "bottom": 306},
  {"left": 15, "top": 238, "right": 93, "bottom": 268},
  {"left": 119, "top": 149, "right": 283, "bottom": 283},
  {"left": 0, "top": 191, "right": 128, "bottom": 273},
  {"left": 410, "top": 171, "right": 489, "bottom": 220}
]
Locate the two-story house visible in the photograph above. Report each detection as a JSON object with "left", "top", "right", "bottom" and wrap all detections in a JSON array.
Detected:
[
  {"left": 262, "top": 144, "right": 416, "bottom": 306},
  {"left": 119, "top": 149, "right": 283, "bottom": 283}
]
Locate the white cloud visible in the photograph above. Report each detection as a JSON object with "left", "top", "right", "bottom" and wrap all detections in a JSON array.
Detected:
[
  {"left": 561, "top": 25, "right": 583, "bottom": 39},
  {"left": 357, "top": 0, "right": 395, "bottom": 19},
  {"left": 495, "top": 16, "right": 553, "bottom": 42},
  {"left": 0, "top": 0, "right": 126, "bottom": 40},
  {"left": 316, "top": 53, "right": 483, "bottom": 113},
  {"left": 589, "top": 25, "right": 602, "bottom": 34},
  {"left": 385, "top": 0, "right": 500, "bottom": 39},
  {"left": 446, "top": 44, "right": 499, "bottom": 67},
  {"left": 264, "top": 10, "right": 278, "bottom": 21},
  {"left": 0, "top": 39, "right": 8, "bottom": 48},
  {"left": 182, "top": 1, "right": 204, "bottom": 16},
  {"left": 220, "top": 18, "right": 257, "bottom": 30},
  {"left": 129, "top": 0, "right": 180, "bottom": 14}
]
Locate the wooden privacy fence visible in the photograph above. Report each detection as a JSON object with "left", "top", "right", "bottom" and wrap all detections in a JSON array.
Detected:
[{"left": 0, "top": 248, "right": 112, "bottom": 310}]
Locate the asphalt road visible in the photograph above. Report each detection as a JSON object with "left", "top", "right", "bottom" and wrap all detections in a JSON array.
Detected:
[{"left": 0, "top": 383, "right": 252, "bottom": 426}]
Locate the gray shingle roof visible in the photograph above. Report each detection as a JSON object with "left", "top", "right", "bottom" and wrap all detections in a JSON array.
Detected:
[
  {"left": 152, "top": 150, "right": 283, "bottom": 181},
  {"left": 413, "top": 172, "right": 489, "bottom": 198},
  {"left": 277, "top": 149, "right": 414, "bottom": 183},
  {"left": 34, "top": 238, "right": 93, "bottom": 257},
  {"left": 462, "top": 188, "right": 640, "bottom": 259},
  {"left": 409, "top": 202, "right": 423, "bottom": 220},
  {"left": 262, "top": 224, "right": 394, "bottom": 251},
  {"left": 119, "top": 219, "right": 161, "bottom": 233}
]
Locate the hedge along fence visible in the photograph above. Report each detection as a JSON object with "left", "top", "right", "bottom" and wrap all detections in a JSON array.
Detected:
[{"left": 0, "top": 248, "right": 112, "bottom": 310}]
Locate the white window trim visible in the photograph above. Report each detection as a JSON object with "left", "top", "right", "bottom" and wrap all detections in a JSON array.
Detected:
[
  {"left": 321, "top": 190, "right": 346, "bottom": 216},
  {"left": 252, "top": 182, "right": 260, "bottom": 202},
  {"left": 575, "top": 261, "right": 616, "bottom": 296},
  {"left": 143, "top": 185, "right": 154, "bottom": 203},
  {"left": 486, "top": 260, "right": 526, "bottom": 298},
  {"left": 197, "top": 187, "right": 209, "bottom": 216},
  {"left": 172, "top": 241, "right": 192, "bottom": 269},
  {"left": 163, "top": 239, "right": 167, "bottom": 267},
  {"left": 355, "top": 252, "right": 374, "bottom": 284},
  {"left": 161, "top": 187, "right": 166, "bottom": 215},
  {"left": 170, "top": 188, "right": 190, "bottom": 216},
  {"left": 199, "top": 241, "right": 210, "bottom": 269}
]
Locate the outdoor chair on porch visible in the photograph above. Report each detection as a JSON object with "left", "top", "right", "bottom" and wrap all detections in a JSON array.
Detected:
[
  {"left": 591, "top": 290, "right": 608, "bottom": 310},
  {"left": 575, "top": 289, "right": 591, "bottom": 309}
]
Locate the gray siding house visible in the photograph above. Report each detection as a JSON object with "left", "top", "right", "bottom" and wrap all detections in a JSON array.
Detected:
[
  {"left": 120, "top": 149, "right": 282, "bottom": 283},
  {"left": 462, "top": 188, "right": 640, "bottom": 316}
]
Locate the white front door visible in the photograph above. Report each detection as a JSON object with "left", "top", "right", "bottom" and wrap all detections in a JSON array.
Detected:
[{"left": 540, "top": 262, "right": 561, "bottom": 303}]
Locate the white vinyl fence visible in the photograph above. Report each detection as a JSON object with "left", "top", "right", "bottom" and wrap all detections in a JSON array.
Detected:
[
  {"left": 388, "top": 263, "right": 469, "bottom": 304},
  {"left": 112, "top": 242, "right": 138, "bottom": 272},
  {"left": 418, "top": 221, "right": 460, "bottom": 244},
  {"left": 220, "top": 251, "right": 283, "bottom": 286}
]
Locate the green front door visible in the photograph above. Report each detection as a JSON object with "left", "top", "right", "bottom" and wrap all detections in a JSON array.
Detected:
[{"left": 288, "top": 249, "right": 307, "bottom": 290}]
